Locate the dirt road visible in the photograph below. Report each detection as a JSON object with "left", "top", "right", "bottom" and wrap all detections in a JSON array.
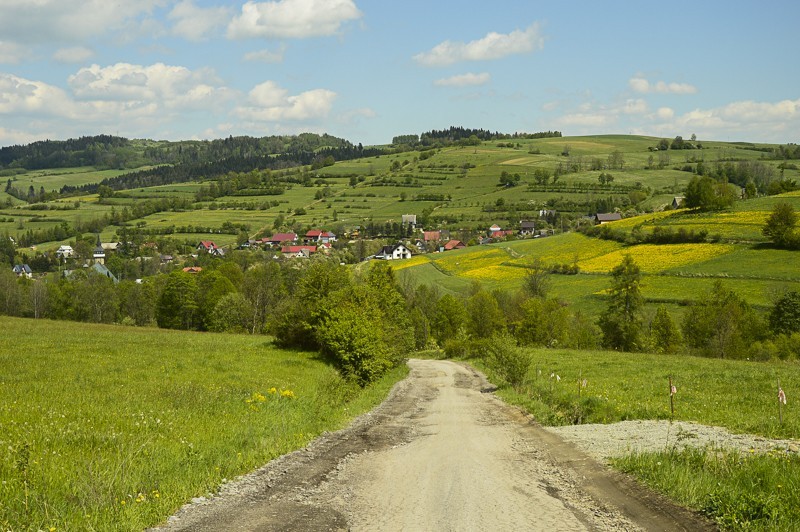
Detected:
[{"left": 157, "top": 359, "right": 713, "bottom": 531}]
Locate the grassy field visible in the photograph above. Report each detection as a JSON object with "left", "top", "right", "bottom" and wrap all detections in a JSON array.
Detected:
[
  {"left": 0, "top": 317, "right": 407, "bottom": 531},
  {"left": 472, "top": 347, "right": 800, "bottom": 530}
]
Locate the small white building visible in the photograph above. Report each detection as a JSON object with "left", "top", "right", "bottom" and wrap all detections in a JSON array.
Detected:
[
  {"left": 56, "top": 245, "right": 74, "bottom": 259},
  {"left": 374, "top": 243, "right": 412, "bottom": 260}
]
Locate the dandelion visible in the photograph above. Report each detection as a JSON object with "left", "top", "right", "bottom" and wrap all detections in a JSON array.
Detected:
[
  {"left": 280, "top": 389, "right": 295, "bottom": 399},
  {"left": 267, "top": 387, "right": 277, "bottom": 395}
]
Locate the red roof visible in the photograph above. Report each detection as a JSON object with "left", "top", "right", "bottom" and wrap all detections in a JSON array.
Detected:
[
  {"left": 182, "top": 266, "right": 203, "bottom": 273},
  {"left": 444, "top": 240, "right": 465, "bottom": 250},
  {"left": 306, "top": 229, "right": 322, "bottom": 238},
  {"left": 267, "top": 232, "right": 298, "bottom": 243},
  {"left": 423, "top": 231, "right": 441, "bottom": 241},
  {"left": 281, "top": 245, "right": 317, "bottom": 254},
  {"left": 490, "top": 230, "right": 514, "bottom": 238},
  {"left": 198, "top": 240, "right": 216, "bottom": 249}
]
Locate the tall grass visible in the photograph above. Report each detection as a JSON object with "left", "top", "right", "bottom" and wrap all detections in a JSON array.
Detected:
[{"left": 0, "top": 317, "right": 406, "bottom": 530}]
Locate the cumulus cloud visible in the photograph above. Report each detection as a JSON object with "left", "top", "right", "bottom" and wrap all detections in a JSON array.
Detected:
[
  {"left": 53, "top": 46, "right": 94, "bottom": 64},
  {"left": 168, "top": 0, "right": 231, "bottom": 41},
  {"left": 228, "top": 0, "right": 362, "bottom": 39},
  {"left": 67, "top": 63, "right": 230, "bottom": 111},
  {"left": 655, "top": 107, "right": 674, "bottom": 120},
  {"left": 235, "top": 81, "right": 337, "bottom": 121},
  {"left": 629, "top": 77, "right": 697, "bottom": 94},
  {"left": 414, "top": 23, "right": 544, "bottom": 67},
  {"left": 0, "top": 73, "right": 78, "bottom": 117},
  {"left": 433, "top": 72, "right": 491, "bottom": 87},
  {"left": 243, "top": 45, "right": 287, "bottom": 63},
  {"left": 0, "top": 0, "right": 163, "bottom": 44}
]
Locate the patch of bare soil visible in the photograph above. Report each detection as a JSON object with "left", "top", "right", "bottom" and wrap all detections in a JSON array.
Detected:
[{"left": 153, "top": 359, "right": 715, "bottom": 531}]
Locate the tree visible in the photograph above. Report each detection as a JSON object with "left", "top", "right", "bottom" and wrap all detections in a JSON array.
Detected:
[
  {"left": 770, "top": 291, "right": 800, "bottom": 336},
  {"left": 467, "top": 290, "right": 505, "bottom": 339},
  {"left": 208, "top": 293, "right": 253, "bottom": 333},
  {"left": 684, "top": 175, "right": 736, "bottom": 210},
  {"left": 763, "top": 202, "right": 798, "bottom": 248},
  {"left": 598, "top": 255, "right": 643, "bottom": 351},
  {"left": 682, "top": 281, "right": 761, "bottom": 359},
  {"left": 650, "top": 305, "right": 681, "bottom": 354},
  {"left": 515, "top": 298, "right": 569, "bottom": 347},
  {"left": 523, "top": 258, "right": 550, "bottom": 299},
  {"left": 157, "top": 271, "right": 199, "bottom": 330},
  {"left": 432, "top": 294, "right": 467, "bottom": 345}
]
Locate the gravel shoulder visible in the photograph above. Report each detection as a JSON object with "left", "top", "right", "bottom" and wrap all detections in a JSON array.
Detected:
[{"left": 153, "top": 359, "right": 719, "bottom": 531}]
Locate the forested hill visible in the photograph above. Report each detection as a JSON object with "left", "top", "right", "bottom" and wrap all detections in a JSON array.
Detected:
[{"left": 0, "top": 132, "right": 363, "bottom": 172}]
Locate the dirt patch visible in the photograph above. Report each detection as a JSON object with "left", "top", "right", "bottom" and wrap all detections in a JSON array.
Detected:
[{"left": 153, "top": 360, "right": 715, "bottom": 531}]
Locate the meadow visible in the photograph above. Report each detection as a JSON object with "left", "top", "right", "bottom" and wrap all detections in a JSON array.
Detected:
[
  {"left": 475, "top": 347, "right": 800, "bottom": 531},
  {"left": 0, "top": 317, "right": 406, "bottom": 531}
]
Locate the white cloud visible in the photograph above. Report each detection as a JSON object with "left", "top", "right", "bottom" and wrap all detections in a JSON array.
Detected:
[
  {"left": 235, "top": 81, "right": 337, "bottom": 121},
  {"left": 414, "top": 23, "right": 544, "bottom": 67},
  {"left": 434, "top": 72, "right": 491, "bottom": 87},
  {"left": 0, "top": 0, "right": 163, "bottom": 44},
  {"left": 555, "top": 112, "right": 616, "bottom": 128},
  {"left": 0, "top": 73, "right": 78, "bottom": 117},
  {"left": 228, "top": 0, "right": 362, "bottom": 39},
  {"left": 168, "top": 0, "right": 231, "bottom": 41},
  {"left": 629, "top": 76, "right": 697, "bottom": 94},
  {"left": 53, "top": 46, "right": 94, "bottom": 64},
  {"left": 243, "top": 45, "right": 287, "bottom": 63},
  {"left": 655, "top": 107, "right": 674, "bottom": 120},
  {"left": 622, "top": 98, "right": 648, "bottom": 115},
  {"left": 67, "top": 63, "right": 229, "bottom": 111}
]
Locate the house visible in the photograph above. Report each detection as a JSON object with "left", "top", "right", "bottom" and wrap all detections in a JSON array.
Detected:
[
  {"left": 489, "top": 224, "right": 502, "bottom": 233},
  {"left": 490, "top": 230, "right": 515, "bottom": 239},
  {"left": 594, "top": 213, "right": 622, "bottom": 224},
  {"left": 197, "top": 241, "right": 217, "bottom": 252},
  {"left": 401, "top": 214, "right": 417, "bottom": 227},
  {"left": 160, "top": 254, "right": 174, "bottom": 264},
  {"left": 101, "top": 242, "right": 120, "bottom": 252},
  {"left": 423, "top": 230, "right": 441, "bottom": 242},
  {"left": 374, "top": 243, "right": 412, "bottom": 260},
  {"left": 264, "top": 232, "right": 298, "bottom": 246},
  {"left": 182, "top": 266, "right": 203, "bottom": 274},
  {"left": 539, "top": 209, "right": 557, "bottom": 218},
  {"left": 520, "top": 221, "right": 537, "bottom": 235},
  {"left": 305, "top": 230, "right": 336, "bottom": 244},
  {"left": 56, "top": 245, "right": 74, "bottom": 259},
  {"left": 12, "top": 264, "right": 32, "bottom": 278},
  {"left": 443, "top": 240, "right": 465, "bottom": 251},
  {"left": 281, "top": 245, "right": 317, "bottom": 258},
  {"left": 671, "top": 196, "right": 685, "bottom": 209}
]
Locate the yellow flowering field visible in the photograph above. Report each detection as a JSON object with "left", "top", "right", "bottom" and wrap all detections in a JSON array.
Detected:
[
  {"left": 505, "top": 233, "right": 622, "bottom": 267},
  {"left": 461, "top": 264, "right": 528, "bottom": 282},
  {"left": 390, "top": 254, "right": 432, "bottom": 270},
  {"left": 609, "top": 209, "right": 684, "bottom": 229},
  {"left": 578, "top": 243, "right": 735, "bottom": 273},
  {"left": 432, "top": 247, "right": 508, "bottom": 275}
]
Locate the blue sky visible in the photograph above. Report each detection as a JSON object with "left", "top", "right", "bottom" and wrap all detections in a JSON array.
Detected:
[{"left": 0, "top": 0, "right": 798, "bottom": 146}]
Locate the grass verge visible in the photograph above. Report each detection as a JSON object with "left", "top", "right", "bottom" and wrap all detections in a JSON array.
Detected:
[{"left": 0, "top": 317, "right": 407, "bottom": 531}]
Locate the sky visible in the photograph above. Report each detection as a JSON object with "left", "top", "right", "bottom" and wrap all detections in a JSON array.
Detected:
[{"left": 0, "top": 0, "right": 798, "bottom": 147}]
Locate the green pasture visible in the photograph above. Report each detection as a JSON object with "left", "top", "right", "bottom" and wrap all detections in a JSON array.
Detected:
[
  {"left": 0, "top": 317, "right": 406, "bottom": 531},
  {"left": 475, "top": 346, "right": 800, "bottom": 531},
  {"left": 6, "top": 167, "right": 138, "bottom": 193}
]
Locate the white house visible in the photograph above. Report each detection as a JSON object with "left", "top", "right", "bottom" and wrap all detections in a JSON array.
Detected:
[
  {"left": 374, "top": 243, "right": 412, "bottom": 260},
  {"left": 56, "top": 245, "right": 74, "bottom": 259}
]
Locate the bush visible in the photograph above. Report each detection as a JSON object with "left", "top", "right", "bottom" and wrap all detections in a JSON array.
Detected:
[{"left": 485, "top": 332, "right": 531, "bottom": 390}]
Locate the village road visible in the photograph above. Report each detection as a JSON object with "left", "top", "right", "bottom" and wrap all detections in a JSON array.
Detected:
[{"left": 155, "top": 359, "right": 713, "bottom": 531}]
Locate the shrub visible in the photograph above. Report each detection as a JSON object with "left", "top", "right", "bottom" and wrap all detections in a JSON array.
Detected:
[{"left": 485, "top": 332, "right": 531, "bottom": 390}]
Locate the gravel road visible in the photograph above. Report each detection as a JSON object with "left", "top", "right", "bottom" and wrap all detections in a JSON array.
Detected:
[{"left": 154, "top": 359, "right": 714, "bottom": 531}]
